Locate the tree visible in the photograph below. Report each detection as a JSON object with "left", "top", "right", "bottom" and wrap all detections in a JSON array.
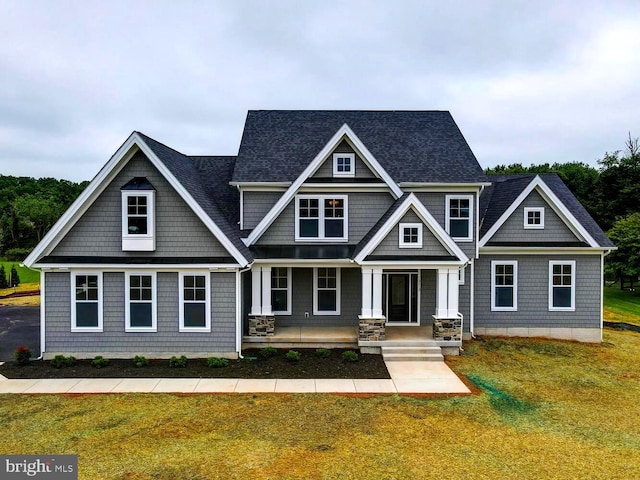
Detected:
[
  {"left": 0, "top": 265, "right": 7, "bottom": 289},
  {"left": 9, "top": 264, "right": 20, "bottom": 287},
  {"left": 605, "top": 213, "right": 640, "bottom": 280}
]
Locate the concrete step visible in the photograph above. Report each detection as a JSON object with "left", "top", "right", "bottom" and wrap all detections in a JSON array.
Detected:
[
  {"left": 382, "top": 346, "right": 443, "bottom": 355},
  {"left": 378, "top": 340, "right": 440, "bottom": 348},
  {"left": 381, "top": 345, "right": 444, "bottom": 362}
]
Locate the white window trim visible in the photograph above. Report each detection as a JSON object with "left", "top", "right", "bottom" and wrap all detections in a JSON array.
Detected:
[
  {"left": 398, "top": 223, "right": 423, "bottom": 248},
  {"left": 71, "top": 271, "right": 103, "bottom": 332},
  {"left": 524, "top": 207, "right": 545, "bottom": 229},
  {"left": 313, "top": 267, "right": 341, "bottom": 315},
  {"left": 295, "top": 195, "right": 349, "bottom": 242},
  {"left": 333, "top": 153, "right": 355, "bottom": 178},
  {"left": 445, "top": 194, "right": 474, "bottom": 242},
  {"left": 491, "top": 260, "right": 518, "bottom": 312},
  {"left": 122, "top": 190, "right": 156, "bottom": 251},
  {"left": 125, "top": 271, "right": 157, "bottom": 332},
  {"left": 549, "top": 260, "right": 576, "bottom": 311},
  {"left": 458, "top": 266, "right": 465, "bottom": 285},
  {"left": 178, "top": 272, "right": 211, "bottom": 332},
  {"left": 271, "top": 267, "right": 292, "bottom": 315}
]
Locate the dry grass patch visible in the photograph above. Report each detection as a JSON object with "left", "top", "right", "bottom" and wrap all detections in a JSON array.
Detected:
[{"left": 0, "top": 281, "right": 40, "bottom": 306}]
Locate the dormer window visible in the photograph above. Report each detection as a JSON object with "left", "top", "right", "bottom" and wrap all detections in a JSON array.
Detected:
[
  {"left": 121, "top": 177, "right": 156, "bottom": 251},
  {"left": 333, "top": 153, "right": 355, "bottom": 177},
  {"left": 399, "top": 223, "right": 423, "bottom": 248},
  {"left": 524, "top": 207, "right": 545, "bottom": 229}
]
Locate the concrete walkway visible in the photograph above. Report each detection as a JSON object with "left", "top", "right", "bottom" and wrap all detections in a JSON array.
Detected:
[{"left": 0, "top": 361, "right": 470, "bottom": 395}]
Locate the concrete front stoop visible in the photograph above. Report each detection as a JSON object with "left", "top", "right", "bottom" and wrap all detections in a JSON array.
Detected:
[{"left": 381, "top": 340, "right": 444, "bottom": 362}]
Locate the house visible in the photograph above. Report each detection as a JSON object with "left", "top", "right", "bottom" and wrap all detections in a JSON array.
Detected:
[{"left": 23, "top": 110, "right": 615, "bottom": 360}]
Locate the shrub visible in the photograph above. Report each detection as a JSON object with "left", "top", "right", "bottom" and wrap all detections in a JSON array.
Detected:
[
  {"left": 14, "top": 346, "right": 31, "bottom": 365},
  {"left": 259, "top": 347, "right": 278, "bottom": 359},
  {"left": 91, "top": 355, "right": 110, "bottom": 368},
  {"left": 133, "top": 355, "right": 149, "bottom": 368},
  {"left": 207, "top": 357, "right": 229, "bottom": 368},
  {"left": 342, "top": 350, "right": 359, "bottom": 362},
  {"left": 285, "top": 350, "right": 301, "bottom": 362},
  {"left": 315, "top": 348, "right": 331, "bottom": 358},
  {"left": 0, "top": 265, "right": 8, "bottom": 289},
  {"left": 9, "top": 265, "right": 20, "bottom": 287},
  {"left": 169, "top": 355, "right": 188, "bottom": 368},
  {"left": 51, "top": 355, "right": 76, "bottom": 368},
  {"left": 5, "top": 248, "right": 31, "bottom": 262}
]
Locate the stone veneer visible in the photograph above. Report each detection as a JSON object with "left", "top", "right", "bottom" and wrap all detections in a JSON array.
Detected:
[
  {"left": 248, "top": 315, "right": 275, "bottom": 336},
  {"left": 433, "top": 317, "right": 462, "bottom": 342},
  {"left": 359, "top": 317, "right": 386, "bottom": 341}
]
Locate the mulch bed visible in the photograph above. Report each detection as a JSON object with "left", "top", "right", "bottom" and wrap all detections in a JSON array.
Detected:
[
  {"left": 604, "top": 321, "right": 640, "bottom": 333},
  {"left": 0, "top": 348, "right": 390, "bottom": 379}
]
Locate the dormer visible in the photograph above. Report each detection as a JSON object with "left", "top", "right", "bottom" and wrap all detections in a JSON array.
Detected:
[{"left": 121, "top": 177, "right": 156, "bottom": 251}]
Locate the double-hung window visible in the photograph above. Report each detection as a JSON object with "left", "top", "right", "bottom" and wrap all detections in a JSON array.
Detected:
[
  {"left": 179, "top": 273, "right": 210, "bottom": 332},
  {"left": 121, "top": 178, "right": 156, "bottom": 251},
  {"left": 125, "top": 272, "right": 157, "bottom": 332},
  {"left": 313, "top": 267, "right": 340, "bottom": 315},
  {"left": 491, "top": 261, "right": 517, "bottom": 311},
  {"left": 446, "top": 195, "right": 473, "bottom": 241},
  {"left": 271, "top": 267, "right": 291, "bottom": 315},
  {"left": 71, "top": 272, "right": 102, "bottom": 331},
  {"left": 524, "top": 207, "right": 545, "bottom": 229},
  {"left": 399, "top": 223, "right": 423, "bottom": 248},
  {"left": 549, "top": 261, "right": 575, "bottom": 311},
  {"left": 333, "top": 153, "right": 355, "bottom": 177},
  {"left": 296, "top": 195, "right": 348, "bottom": 241}
]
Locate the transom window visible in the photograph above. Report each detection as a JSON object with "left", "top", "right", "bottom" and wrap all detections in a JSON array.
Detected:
[
  {"left": 491, "top": 261, "right": 517, "bottom": 311},
  {"left": 71, "top": 272, "right": 102, "bottom": 331},
  {"left": 446, "top": 195, "right": 473, "bottom": 241},
  {"left": 271, "top": 267, "right": 291, "bottom": 315},
  {"left": 296, "top": 195, "right": 348, "bottom": 241},
  {"left": 549, "top": 261, "right": 575, "bottom": 311},
  {"left": 314, "top": 267, "right": 340, "bottom": 315},
  {"left": 399, "top": 223, "right": 423, "bottom": 248},
  {"left": 125, "top": 273, "right": 156, "bottom": 331},
  {"left": 524, "top": 207, "right": 545, "bottom": 229},
  {"left": 333, "top": 153, "right": 355, "bottom": 177},
  {"left": 179, "top": 273, "right": 210, "bottom": 332}
]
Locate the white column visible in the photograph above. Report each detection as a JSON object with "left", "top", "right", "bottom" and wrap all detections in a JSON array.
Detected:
[
  {"left": 447, "top": 268, "right": 459, "bottom": 317},
  {"left": 250, "top": 266, "right": 262, "bottom": 316},
  {"left": 261, "top": 266, "right": 272, "bottom": 316},
  {"left": 361, "top": 268, "right": 373, "bottom": 317},
  {"left": 436, "top": 268, "right": 449, "bottom": 317},
  {"left": 372, "top": 268, "right": 384, "bottom": 317}
]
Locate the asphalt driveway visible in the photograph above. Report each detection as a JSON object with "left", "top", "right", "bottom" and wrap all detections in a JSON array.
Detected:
[{"left": 0, "top": 306, "right": 40, "bottom": 361}]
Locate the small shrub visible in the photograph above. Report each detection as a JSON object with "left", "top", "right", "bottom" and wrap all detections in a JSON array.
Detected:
[
  {"left": 285, "top": 350, "right": 301, "bottom": 362},
  {"left": 91, "top": 355, "right": 110, "bottom": 368},
  {"left": 315, "top": 348, "right": 331, "bottom": 358},
  {"left": 14, "top": 346, "right": 31, "bottom": 365},
  {"left": 169, "top": 355, "right": 188, "bottom": 368},
  {"left": 342, "top": 350, "right": 359, "bottom": 362},
  {"left": 133, "top": 355, "right": 149, "bottom": 368},
  {"left": 259, "top": 347, "right": 278, "bottom": 359},
  {"left": 9, "top": 265, "right": 20, "bottom": 287},
  {"left": 0, "top": 265, "right": 8, "bottom": 289},
  {"left": 51, "top": 355, "right": 76, "bottom": 368},
  {"left": 207, "top": 357, "right": 229, "bottom": 368}
]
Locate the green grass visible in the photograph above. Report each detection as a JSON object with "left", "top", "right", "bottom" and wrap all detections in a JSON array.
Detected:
[
  {"left": 1, "top": 330, "right": 639, "bottom": 479},
  {"left": 0, "top": 257, "right": 39, "bottom": 284},
  {"left": 604, "top": 285, "right": 640, "bottom": 325}
]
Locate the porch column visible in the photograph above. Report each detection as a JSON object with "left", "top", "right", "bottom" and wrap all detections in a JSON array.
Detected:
[
  {"left": 436, "top": 268, "right": 449, "bottom": 317},
  {"left": 361, "top": 267, "right": 372, "bottom": 317},
  {"left": 261, "top": 266, "right": 272, "bottom": 316},
  {"left": 447, "top": 268, "right": 459, "bottom": 317},
  {"left": 250, "top": 266, "right": 262, "bottom": 315},
  {"left": 372, "top": 268, "right": 384, "bottom": 317}
]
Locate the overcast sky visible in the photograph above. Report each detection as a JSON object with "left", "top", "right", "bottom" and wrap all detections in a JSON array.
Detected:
[{"left": 1, "top": 0, "right": 639, "bottom": 182}]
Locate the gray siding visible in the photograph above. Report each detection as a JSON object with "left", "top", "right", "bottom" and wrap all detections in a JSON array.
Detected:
[
  {"left": 52, "top": 151, "right": 231, "bottom": 258},
  {"left": 257, "top": 192, "right": 395, "bottom": 245},
  {"left": 371, "top": 210, "right": 451, "bottom": 257},
  {"left": 459, "top": 265, "right": 471, "bottom": 333},
  {"left": 243, "top": 191, "right": 283, "bottom": 230},
  {"left": 490, "top": 190, "right": 580, "bottom": 243},
  {"left": 420, "top": 270, "right": 436, "bottom": 326},
  {"left": 44, "top": 270, "right": 237, "bottom": 356},
  {"left": 310, "top": 140, "right": 377, "bottom": 179},
  {"left": 474, "top": 254, "right": 601, "bottom": 328}
]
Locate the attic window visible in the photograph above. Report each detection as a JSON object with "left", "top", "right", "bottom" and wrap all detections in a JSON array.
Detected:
[
  {"left": 333, "top": 153, "right": 355, "bottom": 178},
  {"left": 399, "top": 223, "right": 423, "bottom": 248},
  {"left": 121, "top": 178, "right": 156, "bottom": 251},
  {"left": 524, "top": 207, "right": 545, "bottom": 229}
]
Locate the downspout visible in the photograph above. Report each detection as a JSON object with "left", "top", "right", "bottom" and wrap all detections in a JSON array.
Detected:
[
  {"left": 469, "top": 259, "right": 475, "bottom": 339},
  {"left": 20, "top": 263, "right": 45, "bottom": 360},
  {"left": 236, "top": 264, "right": 253, "bottom": 359}
]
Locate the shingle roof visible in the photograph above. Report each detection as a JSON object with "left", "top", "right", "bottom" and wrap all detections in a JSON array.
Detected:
[{"left": 233, "top": 110, "right": 488, "bottom": 184}]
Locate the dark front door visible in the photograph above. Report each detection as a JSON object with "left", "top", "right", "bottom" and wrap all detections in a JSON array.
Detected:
[{"left": 383, "top": 273, "right": 418, "bottom": 324}]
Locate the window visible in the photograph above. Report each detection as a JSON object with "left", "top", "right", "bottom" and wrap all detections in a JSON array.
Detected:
[
  {"left": 71, "top": 272, "right": 102, "bottom": 331},
  {"left": 271, "top": 267, "right": 291, "bottom": 315},
  {"left": 399, "top": 223, "right": 423, "bottom": 248},
  {"left": 313, "top": 267, "right": 340, "bottom": 315},
  {"left": 333, "top": 153, "right": 355, "bottom": 177},
  {"left": 549, "top": 261, "right": 575, "bottom": 311},
  {"left": 125, "top": 272, "right": 157, "bottom": 331},
  {"left": 524, "top": 207, "right": 545, "bottom": 229},
  {"left": 296, "top": 195, "right": 348, "bottom": 241},
  {"left": 491, "top": 261, "right": 517, "bottom": 311},
  {"left": 179, "top": 273, "right": 210, "bottom": 332},
  {"left": 446, "top": 195, "right": 473, "bottom": 241},
  {"left": 121, "top": 189, "right": 155, "bottom": 251}
]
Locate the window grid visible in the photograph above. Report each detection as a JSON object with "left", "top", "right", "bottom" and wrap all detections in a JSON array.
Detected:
[
  {"left": 314, "top": 267, "right": 340, "bottom": 315},
  {"left": 271, "top": 267, "right": 290, "bottom": 315},
  {"left": 549, "top": 261, "right": 575, "bottom": 311},
  {"left": 127, "top": 196, "right": 148, "bottom": 235},
  {"left": 296, "top": 195, "right": 348, "bottom": 241},
  {"left": 75, "top": 275, "right": 99, "bottom": 302}
]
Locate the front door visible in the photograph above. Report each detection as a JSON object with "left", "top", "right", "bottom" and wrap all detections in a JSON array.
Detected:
[{"left": 383, "top": 272, "right": 418, "bottom": 324}]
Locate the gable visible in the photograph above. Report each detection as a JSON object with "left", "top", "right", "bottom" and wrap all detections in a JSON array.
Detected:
[
  {"left": 49, "top": 150, "right": 234, "bottom": 260},
  {"left": 309, "top": 139, "right": 378, "bottom": 180}
]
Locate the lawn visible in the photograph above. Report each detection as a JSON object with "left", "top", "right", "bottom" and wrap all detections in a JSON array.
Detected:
[
  {"left": 1, "top": 330, "right": 638, "bottom": 479},
  {"left": 0, "top": 257, "right": 39, "bottom": 284},
  {"left": 604, "top": 285, "right": 640, "bottom": 326}
]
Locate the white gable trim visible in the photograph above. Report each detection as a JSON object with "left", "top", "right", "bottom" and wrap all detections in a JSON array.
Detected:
[
  {"left": 244, "top": 124, "right": 403, "bottom": 246},
  {"left": 353, "top": 193, "right": 469, "bottom": 264},
  {"left": 479, "top": 176, "right": 599, "bottom": 248},
  {"left": 24, "top": 132, "right": 249, "bottom": 267}
]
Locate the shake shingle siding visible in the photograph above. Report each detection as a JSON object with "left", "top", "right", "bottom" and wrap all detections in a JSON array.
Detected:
[
  {"left": 420, "top": 270, "right": 436, "bottom": 327},
  {"left": 243, "top": 191, "right": 283, "bottom": 230},
  {"left": 371, "top": 210, "right": 450, "bottom": 257}
]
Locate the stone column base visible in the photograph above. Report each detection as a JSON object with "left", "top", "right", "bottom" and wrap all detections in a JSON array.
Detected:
[
  {"left": 358, "top": 316, "right": 386, "bottom": 341},
  {"left": 433, "top": 316, "right": 462, "bottom": 341},
  {"left": 248, "top": 315, "right": 275, "bottom": 336}
]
